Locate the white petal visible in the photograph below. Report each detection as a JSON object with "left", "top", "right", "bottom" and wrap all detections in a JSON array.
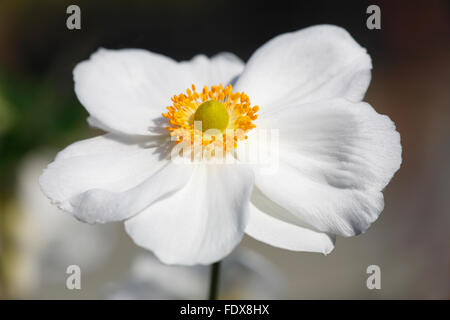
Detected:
[
  {"left": 86, "top": 116, "right": 117, "bottom": 133},
  {"left": 125, "top": 163, "right": 254, "bottom": 266},
  {"left": 74, "top": 49, "right": 244, "bottom": 135},
  {"left": 246, "top": 188, "right": 335, "bottom": 254},
  {"left": 239, "top": 98, "right": 401, "bottom": 236},
  {"left": 235, "top": 25, "right": 372, "bottom": 112},
  {"left": 18, "top": 152, "right": 119, "bottom": 275},
  {"left": 39, "top": 134, "right": 192, "bottom": 223},
  {"left": 180, "top": 52, "right": 244, "bottom": 86}
]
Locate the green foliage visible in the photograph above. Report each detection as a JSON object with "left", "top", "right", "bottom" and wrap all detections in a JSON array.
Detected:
[{"left": 0, "top": 69, "right": 91, "bottom": 194}]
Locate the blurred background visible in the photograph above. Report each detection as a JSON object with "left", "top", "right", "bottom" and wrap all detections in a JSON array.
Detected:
[{"left": 0, "top": 0, "right": 449, "bottom": 299}]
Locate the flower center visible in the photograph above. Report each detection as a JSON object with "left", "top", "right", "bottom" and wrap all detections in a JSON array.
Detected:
[
  {"left": 193, "top": 100, "right": 229, "bottom": 132},
  {"left": 162, "top": 84, "right": 259, "bottom": 153}
]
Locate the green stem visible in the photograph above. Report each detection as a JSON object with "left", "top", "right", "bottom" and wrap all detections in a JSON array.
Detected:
[{"left": 208, "top": 261, "right": 221, "bottom": 300}]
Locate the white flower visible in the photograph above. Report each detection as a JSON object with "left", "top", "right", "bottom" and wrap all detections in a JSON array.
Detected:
[
  {"left": 39, "top": 25, "right": 401, "bottom": 266},
  {"left": 104, "top": 248, "right": 284, "bottom": 299}
]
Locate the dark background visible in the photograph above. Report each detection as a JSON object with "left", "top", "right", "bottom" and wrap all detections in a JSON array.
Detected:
[{"left": 0, "top": 0, "right": 449, "bottom": 299}]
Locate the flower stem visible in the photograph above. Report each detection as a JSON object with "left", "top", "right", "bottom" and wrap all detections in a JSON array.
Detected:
[{"left": 208, "top": 261, "right": 221, "bottom": 300}]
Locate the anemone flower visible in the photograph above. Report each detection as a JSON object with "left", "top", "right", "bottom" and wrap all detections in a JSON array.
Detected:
[{"left": 39, "top": 25, "right": 401, "bottom": 268}]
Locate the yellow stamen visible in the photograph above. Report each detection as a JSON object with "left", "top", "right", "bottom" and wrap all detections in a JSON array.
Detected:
[{"left": 162, "top": 84, "right": 259, "bottom": 153}]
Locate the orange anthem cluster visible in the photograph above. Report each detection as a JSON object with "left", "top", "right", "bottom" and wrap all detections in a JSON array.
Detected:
[{"left": 162, "top": 84, "right": 259, "bottom": 153}]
